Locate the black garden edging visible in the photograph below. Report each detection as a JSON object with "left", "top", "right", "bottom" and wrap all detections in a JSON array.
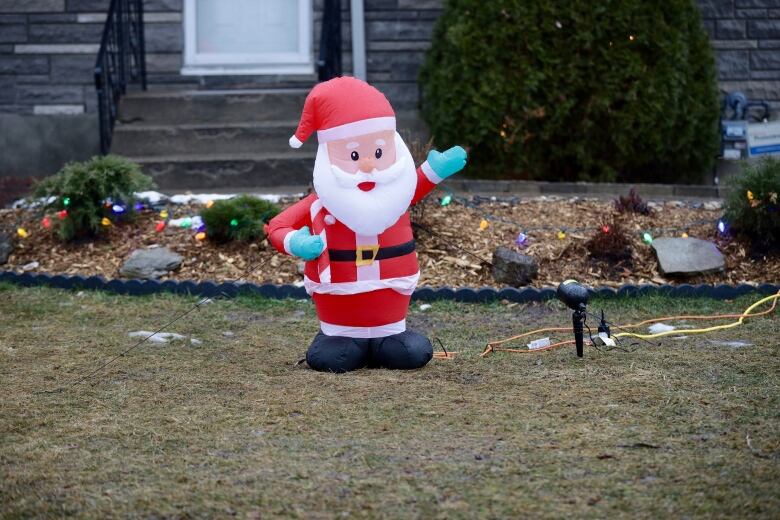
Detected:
[{"left": 2, "top": 270, "right": 778, "bottom": 303}]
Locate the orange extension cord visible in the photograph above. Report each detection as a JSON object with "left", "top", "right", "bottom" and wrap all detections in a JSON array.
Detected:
[{"left": 480, "top": 290, "right": 780, "bottom": 357}]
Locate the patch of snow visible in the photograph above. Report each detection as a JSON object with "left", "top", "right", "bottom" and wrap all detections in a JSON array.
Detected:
[
  {"left": 648, "top": 323, "right": 676, "bottom": 334},
  {"left": 707, "top": 339, "right": 753, "bottom": 348},
  {"left": 134, "top": 191, "right": 168, "bottom": 204},
  {"left": 169, "top": 193, "right": 234, "bottom": 205},
  {"left": 127, "top": 330, "right": 186, "bottom": 344},
  {"left": 190, "top": 338, "right": 202, "bottom": 346},
  {"left": 419, "top": 304, "right": 432, "bottom": 311}
]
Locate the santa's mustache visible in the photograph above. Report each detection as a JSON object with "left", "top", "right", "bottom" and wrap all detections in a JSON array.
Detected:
[{"left": 329, "top": 156, "right": 408, "bottom": 189}]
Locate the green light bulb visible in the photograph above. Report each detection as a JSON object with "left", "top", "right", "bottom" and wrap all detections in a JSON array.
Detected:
[
  {"left": 230, "top": 219, "right": 238, "bottom": 227},
  {"left": 63, "top": 197, "right": 70, "bottom": 206},
  {"left": 643, "top": 232, "right": 653, "bottom": 244}
]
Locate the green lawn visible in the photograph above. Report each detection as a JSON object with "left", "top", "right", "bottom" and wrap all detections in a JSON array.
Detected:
[{"left": 1, "top": 284, "right": 778, "bottom": 518}]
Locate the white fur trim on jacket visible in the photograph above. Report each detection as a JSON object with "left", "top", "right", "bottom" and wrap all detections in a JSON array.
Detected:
[
  {"left": 320, "top": 319, "right": 406, "bottom": 338},
  {"left": 317, "top": 116, "right": 396, "bottom": 144},
  {"left": 289, "top": 135, "right": 303, "bottom": 148},
  {"left": 420, "top": 160, "right": 443, "bottom": 184},
  {"left": 303, "top": 271, "right": 420, "bottom": 296}
]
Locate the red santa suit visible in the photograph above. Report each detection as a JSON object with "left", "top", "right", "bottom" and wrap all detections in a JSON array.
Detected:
[
  {"left": 268, "top": 161, "right": 444, "bottom": 338},
  {"left": 267, "top": 77, "right": 447, "bottom": 339}
]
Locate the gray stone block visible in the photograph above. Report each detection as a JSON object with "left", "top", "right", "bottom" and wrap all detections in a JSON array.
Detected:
[
  {"left": 367, "top": 19, "right": 435, "bottom": 40},
  {"left": 750, "top": 49, "right": 780, "bottom": 69},
  {"left": 0, "top": 15, "right": 26, "bottom": 23},
  {"left": 17, "top": 85, "right": 84, "bottom": 104},
  {"left": 717, "top": 19, "right": 746, "bottom": 38},
  {"left": 736, "top": 0, "right": 780, "bottom": 7},
  {"left": 748, "top": 19, "right": 780, "bottom": 38},
  {"left": 696, "top": 0, "right": 734, "bottom": 18},
  {"left": 0, "top": 0, "right": 64, "bottom": 12},
  {"left": 367, "top": 50, "right": 425, "bottom": 81},
  {"left": 398, "top": 0, "right": 442, "bottom": 8},
  {"left": 491, "top": 247, "right": 538, "bottom": 287},
  {"left": 0, "top": 24, "right": 26, "bottom": 43},
  {"left": 64, "top": 0, "right": 109, "bottom": 10},
  {"left": 0, "top": 77, "right": 16, "bottom": 104},
  {"left": 144, "top": 22, "right": 182, "bottom": 52},
  {"left": 719, "top": 79, "right": 780, "bottom": 99},
  {"left": 28, "top": 13, "right": 77, "bottom": 22},
  {"left": 144, "top": 0, "right": 182, "bottom": 12},
  {"left": 50, "top": 54, "right": 95, "bottom": 83},
  {"left": 370, "top": 81, "right": 419, "bottom": 109},
  {"left": 120, "top": 247, "right": 182, "bottom": 279},
  {"left": 652, "top": 237, "right": 725, "bottom": 276},
  {"left": 0, "top": 56, "right": 49, "bottom": 75},
  {"left": 716, "top": 49, "right": 750, "bottom": 79},
  {"left": 710, "top": 39, "right": 758, "bottom": 49},
  {"left": 28, "top": 23, "right": 103, "bottom": 43},
  {"left": 736, "top": 8, "right": 768, "bottom": 17},
  {"left": 750, "top": 69, "right": 780, "bottom": 79},
  {"left": 145, "top": 52, "right": 182, "bottom": 73}
]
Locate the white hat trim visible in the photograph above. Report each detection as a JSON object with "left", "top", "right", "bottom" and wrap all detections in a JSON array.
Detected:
[{"left": 317, "top": 116, "right": 396, "bottom": 144}]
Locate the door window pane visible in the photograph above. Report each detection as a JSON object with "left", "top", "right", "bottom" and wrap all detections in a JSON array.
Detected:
[{"left": 196, "top": 0, "right": 299, "bottom": 54}]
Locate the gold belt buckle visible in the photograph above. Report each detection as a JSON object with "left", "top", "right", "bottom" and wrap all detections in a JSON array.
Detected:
[{"left": 355, "top": 244, "right": 380, "bottom": 266}]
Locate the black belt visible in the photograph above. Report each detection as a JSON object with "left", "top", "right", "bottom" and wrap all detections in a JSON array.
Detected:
[{"left": 328, "top": 239, "right": 416, "bottom": 264}]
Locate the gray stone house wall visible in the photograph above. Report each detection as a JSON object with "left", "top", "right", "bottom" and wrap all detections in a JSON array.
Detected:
[
  {"left": 1, "top": 0, "right": 778, "bottom": 178},
  {"left": 698, "top": 0, "right": 780, "bottom": 114}
]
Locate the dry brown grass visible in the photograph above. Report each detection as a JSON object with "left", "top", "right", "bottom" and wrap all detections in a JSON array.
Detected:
[{"left": 1, "top": 285, "right": 778, "bottom": 518}]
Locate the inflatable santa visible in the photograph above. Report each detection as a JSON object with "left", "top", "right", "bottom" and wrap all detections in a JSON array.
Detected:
[{"left": 267, "top": 77, "right": 467, "bottom": 372}]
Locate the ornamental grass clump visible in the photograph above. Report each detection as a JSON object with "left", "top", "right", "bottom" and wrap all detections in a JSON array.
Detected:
[
  {"left": 33, "top": 155, "right": 154, "bottom": 241},
  {"left": 201, "top": 195, "right": 280, "bottom": 242},
  {"left": 420, "top": 0, "right": 719, "bottom": 183},
  {"left": 723, "top": 158, "right": 780, "bottom": 253}
]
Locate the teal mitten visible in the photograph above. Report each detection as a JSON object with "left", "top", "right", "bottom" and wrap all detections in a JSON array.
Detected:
[
  {"left": 289, "top": 226, "right": 324, "bottom": 260},
  {"left": 427, "top": 146, "right": 468, "bottom": 180}
]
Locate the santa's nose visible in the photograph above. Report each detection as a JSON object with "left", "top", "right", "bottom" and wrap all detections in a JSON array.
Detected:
[{"left": 358, "top": 157, "right": 374, "bottom": 173}]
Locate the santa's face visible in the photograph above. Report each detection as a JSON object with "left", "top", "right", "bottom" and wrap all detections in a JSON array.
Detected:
[{"left": 313, "top": 131, "right": 417, "bottom": 236}]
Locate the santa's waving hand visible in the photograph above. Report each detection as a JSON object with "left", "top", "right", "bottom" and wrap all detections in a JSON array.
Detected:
[{"left": 267, "top": 77, "right": 467, "bottom": 373}]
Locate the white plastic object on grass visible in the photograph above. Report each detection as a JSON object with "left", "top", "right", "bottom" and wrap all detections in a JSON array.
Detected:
[
  {"left": 527, "top": 337, "right": 551, "bottom": 350},
  {"left": 127, "top": 331, "right": 186, "bottom": 344},
  {"left": 648, "top": 323, "right": 676, "bottom": 334}
]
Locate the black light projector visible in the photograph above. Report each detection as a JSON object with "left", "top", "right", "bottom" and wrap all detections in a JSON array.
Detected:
[{"left": 557, "top": 280, "right": 589, "bottom": 357}]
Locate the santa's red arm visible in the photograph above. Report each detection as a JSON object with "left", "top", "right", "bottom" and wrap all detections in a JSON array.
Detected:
[
  {"left": 411, "top": 160, "right": 443, "bottom": 205},
  {"left": 267, "top": 193, "right": 316, "bottom": 255}
]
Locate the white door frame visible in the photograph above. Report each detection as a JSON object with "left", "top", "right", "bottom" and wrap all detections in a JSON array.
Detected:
[{"left": 181, "top": 0, "right": 313, "bottom": 76}]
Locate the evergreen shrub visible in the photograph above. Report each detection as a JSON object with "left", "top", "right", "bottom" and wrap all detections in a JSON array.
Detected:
[
  {"left": 34, "top": 155, "right": 154, "bottom": 241},
  {"left": 201, "top": 195, "right": 280, "bottom": 242},
  {"left": 420, "top": 0, "right": 720, "bottom": 183},
  {"left": 723, "top": 158, "right": 780, "bottom": 253}
]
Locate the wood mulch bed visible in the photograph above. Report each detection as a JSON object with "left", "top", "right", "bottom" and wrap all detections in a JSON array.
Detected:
[{"left": 1, "top": 193, "right": 778, "bottom": 288}]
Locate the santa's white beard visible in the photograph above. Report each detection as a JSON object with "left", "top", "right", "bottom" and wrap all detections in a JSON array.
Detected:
[{"left": 313, "top": 132, "right": 417, "bottom": 236}]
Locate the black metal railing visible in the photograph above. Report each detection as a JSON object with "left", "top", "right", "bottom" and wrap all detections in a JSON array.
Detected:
[
  {"left": 317, "top": 0, "right": 342, "bottom": 81},
  {"left": 94, "top": 0, "right": 147, "bottom": 154}
]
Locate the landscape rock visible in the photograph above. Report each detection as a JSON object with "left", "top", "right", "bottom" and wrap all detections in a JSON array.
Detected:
[
  {"left": 652, "top": 237, "right": 725, "bottom": 276},
  {"left": 0, "top": 232, "right": 12, "bottom": 264},
  {"left": 491, "top": 246, "right": 539, "bottom": 286},
  {"left": 120, "top": 247, "right": 182, "bottom": 279}
]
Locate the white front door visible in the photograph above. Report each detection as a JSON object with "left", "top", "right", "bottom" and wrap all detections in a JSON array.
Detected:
[{"left": 182, "top": 0, "right": 312, "bottom": 75}]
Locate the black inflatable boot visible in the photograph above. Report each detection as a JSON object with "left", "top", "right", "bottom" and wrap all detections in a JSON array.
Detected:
[
  {"left": 306, "top": 332, "right": 371, "bottom": 373},
  {"left": 369, "top": 330, "right": 433, "bottom": 370}
]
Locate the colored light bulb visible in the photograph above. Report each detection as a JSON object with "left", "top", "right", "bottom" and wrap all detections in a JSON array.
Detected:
[
  {"left": 101, "top": 217, "right": 111, "bottom": 226},
  {"left": 63, "top": 197, "right": 70, "bottom": 206},
  {"left": 41, "top": 216, "right": 51, "bottom": 229},
  {"left": 717, "top": 220, "right": 727, "bottom": 234},
  {"left": 516, "top": 232, "right": 528, "bottom": 247},
  {"left": 230, "top": 218, "right": 239, "bottom": 227},
  {"left": 17, "top": 227, "right": 28, "bottom": 238},
  {"left": 195, "top": 232, "right": 206, "bottom": 241},
  {"left": 440, "top": 194, "right": 452, "bottom": 207},
  {"left": 747, "top": 190, "right": 754, "bottom": 201},
  {"left": 206, "top": 200, "right": 215, "bottom": 208},
  {"left": 601, "top": 225, "right": 610, "bottom": 234},
  {"left": 479, "top": 219, "right": 489, "bottom": 230},
  {"left": 155, "top": 221, "right": 165, "bottom": 233},
  {"left": 557, "top": 230, "right": 566, "bottom": 240},
  {"left": 181, "top": 217, "right": 192, "bottom": 229},
  {"left": 134, "top": 202, "right": 145, "bottom": 211},
  {"left": 159, "top": 210, "right": 169, "bottom": 219},
  {"left": 681, "top": 232, "right": 689, "bottom": 238},
  {"left": 57, "top": 209, "right": 68, "bottom": 220},
  {"left": 643, "top": 232, "right": 653, "bottom": 244},
  {"left": 112, "top": 204, "right": 125, "bottom": 214}
]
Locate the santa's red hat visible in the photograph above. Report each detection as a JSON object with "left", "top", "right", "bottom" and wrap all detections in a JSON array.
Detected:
[{"left": 289, "top": 77, "right": 396, "bottom": 148}]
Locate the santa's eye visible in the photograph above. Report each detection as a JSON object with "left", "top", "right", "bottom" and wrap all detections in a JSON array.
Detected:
[
  {"left": 375, "top": 148, "right": 382, "bottom": 159},
  {"left": 350, "top": 151, "right": 359, "bottom": 161}
]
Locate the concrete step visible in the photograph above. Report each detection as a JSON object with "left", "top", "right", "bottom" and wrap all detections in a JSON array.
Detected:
[
  {"left": 132, "top": 152, "right": 316, "bottom": 190},
  {"left": 118, "top": 88, "right": 308, "bottom": 125},
  {"left": 112, "top": 121, "right": 298, "bottom": 157}
]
